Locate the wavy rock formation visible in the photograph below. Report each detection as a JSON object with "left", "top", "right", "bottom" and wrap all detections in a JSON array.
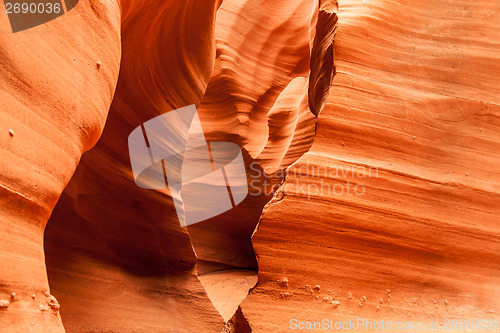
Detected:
[
  {"left": 188, "top": 0, "right": 335, "bottom": 275},
  {"left": 2, "top": 0, "right": 498, "bottom": 332},
  {"left": 187, "top": 0, "right": 336, "bottom": 323},
  {"left": 44, "top": 0, "right": 225, "bottom": 332},
  {"left": 42, "top": 0, "right": 333, "bottom": 332},
  {"left": 242, "top": 0, "right": 500, "bottom": 331},
  {"left": 0, "top": 0, "right": 121, "bottom": 331}
]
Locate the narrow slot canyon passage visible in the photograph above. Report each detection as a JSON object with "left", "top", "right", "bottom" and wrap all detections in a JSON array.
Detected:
[
  {"left": 42, "top": 128, "right": 298, "bottom": 329},
  {"left": 185, "top": 152, "right": 283, "bottom": 322},
  {"left": 43, "top": 149, "right": 275, "bottom": 327},
  {"left": 4, "top": 0, "right": 500, "bottom": 332},
  {"left": 40, "top": 0, "right": 337, "bottom": 330},
  {"left": 3, "top": 0, "right": 500, "bottom": 331},
  {"left": 186, "top": 176, "right": 268, "bottom": 322},
  {"left": 198, "top": 269, "right": 258, "bottom": 323}
]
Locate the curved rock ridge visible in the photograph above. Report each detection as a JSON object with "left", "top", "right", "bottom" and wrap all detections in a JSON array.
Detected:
[
  {"left": 42, "top": 0, "right": 337, "bottom": 330},
  {"left": 0, "top": 0, "right": 121, "bottom": 331},
  {"left": 44, "top": 0, "right": 227, "bottom": 332},
  {"left": 189, "top": 0, "right": 337, "bottom": 273},
  {"left": 1, "top": 0, "right": 336, "bottom": 328},
  {"left": 242, "top": 0, "right": 500, "bottom": 331},
  {"left": 3, "top": 0, "right": 495, "bottom": 332},
  {"left": 308, "top": 0, "right": 338, "bottom": 116}
]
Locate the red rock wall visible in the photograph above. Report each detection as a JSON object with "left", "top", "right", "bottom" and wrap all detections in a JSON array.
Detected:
[
  {"left": 43, "top": 0, "right": 334, "bottom": 331},
  {"left": 0, "top": 1, "right": 121, "bottom": 331},
  {"left": 242, "top": 0, "right": 500, "bottom": 331},
  {"left": 188, "top": 0, "right": 335, "bottom": 274},
  {"left": 44, "top": 0, "right": 226, "bottom": 332},
  {"left": 1, "top": 0, "right": 499, "bottom": 332}
]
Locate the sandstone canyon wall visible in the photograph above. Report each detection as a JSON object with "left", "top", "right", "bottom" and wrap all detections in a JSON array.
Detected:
[
  {"left": 242, "top": 0, "right": 500, "bottom": 332},
  {"left": 0, "top": 0, "right": 121, "bottom": 331},
  {"left": 1, "top": 0, "right": 499, "bottom": 332}
]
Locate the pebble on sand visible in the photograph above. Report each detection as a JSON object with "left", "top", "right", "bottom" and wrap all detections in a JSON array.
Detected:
[
  {"left": 277, "top": 277, "right": 289, "bottom": 288},
  {"left": 0, "top": 300, "right": 10, "bottom": 309}
]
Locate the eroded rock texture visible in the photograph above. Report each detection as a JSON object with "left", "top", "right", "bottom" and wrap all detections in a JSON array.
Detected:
[
  {"left": 44, "top": 0, "right": 225, "bottom": 332},
  {"left": 0, "top": 1, "right": 121, "bottom": 331},
  {"left": 42, "top": 0, "right": 332, "bottom": 332},
  {"left": 188, "top": 0, "right": 335, "bottom": 275},
  {"left": 1, "top": 0, "right": 498, "bottom": 332},
  {"left": 242, "top": 0, "right": 500, "bottom": 332}
]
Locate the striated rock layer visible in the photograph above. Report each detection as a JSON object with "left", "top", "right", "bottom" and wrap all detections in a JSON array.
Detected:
[
  {"left": 44, "top": 0, "right": 225, "bottom": 332},
  {"left": 0, "top": 1, "right": 121, "bottom": 331},
  {"left": 42, "top": 0, "right": 333, "bottom": 332},
  {"left": 242, "top": 0, "right": 500, "bottom": 332},
  {"left": 188, "top": 0, "right": 336, "bottom": 274},
  {"left": 1, "top": 0, "right": 498, "bottom": 332}
]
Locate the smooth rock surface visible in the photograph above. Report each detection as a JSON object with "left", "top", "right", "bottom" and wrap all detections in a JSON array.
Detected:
[
  {"left": 242, "top": 0, "right": 500, "bottom": 331},
  {"left": 0, "top": 0, "right": 121, "bottom": 331}
]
